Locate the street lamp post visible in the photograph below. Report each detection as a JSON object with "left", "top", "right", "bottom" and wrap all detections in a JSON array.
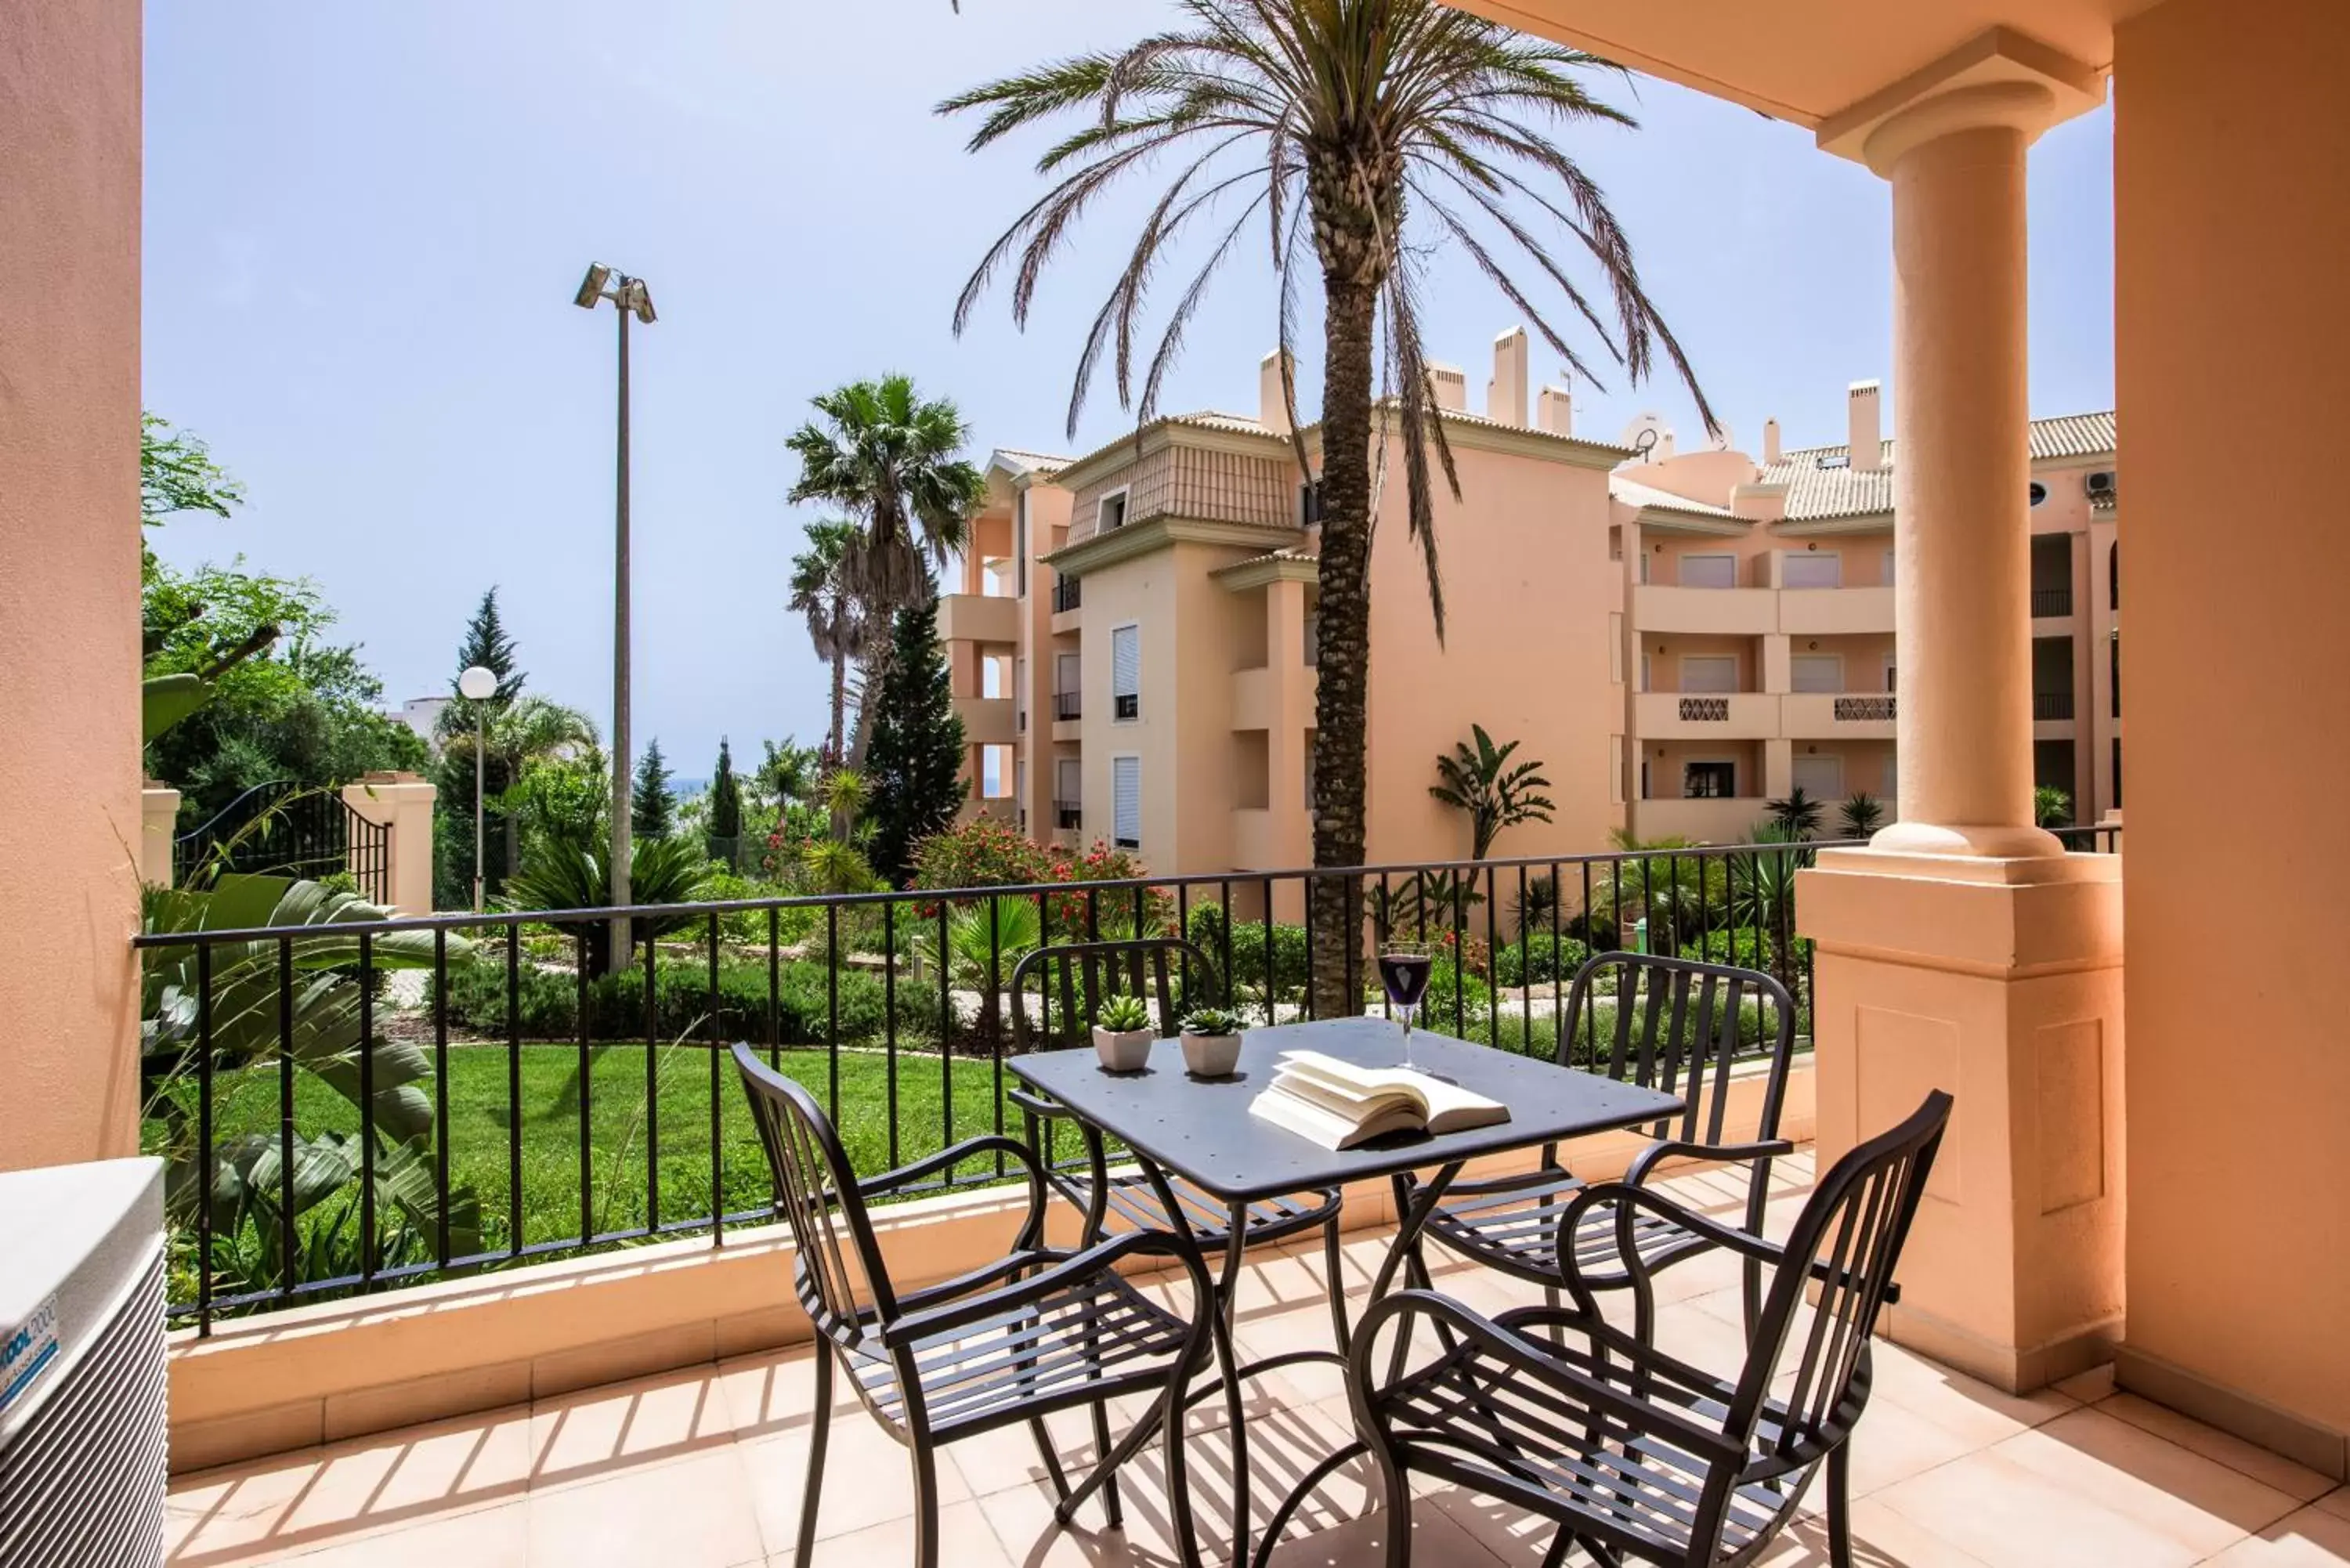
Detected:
[
  {"left": 573, "top": 264, "right": 656, "bottom": 960},
  {"left": 457, "top": 664, "right": 498, "bottom": 911}
]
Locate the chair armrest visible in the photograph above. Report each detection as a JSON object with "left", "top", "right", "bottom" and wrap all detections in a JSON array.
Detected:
[
  {"left": 1350, "top": 1289, "right": 1744, "bottom": 1465},
  {"left": 857, "top": 1133, "right": 1043, "bottom": 1198},
  {"left": 1562, "top": 1180, "right": 1902, "bottom": 1306},
  {"left": 1623, "top": 1136, "right": 1795, "bottom": 1188},
  {"left": 1008, "top": 1086, "right": 1097, "bottom": 1125},
  {"left": 880, "top": 1229, "right": 1209, "bottom": 1349}
]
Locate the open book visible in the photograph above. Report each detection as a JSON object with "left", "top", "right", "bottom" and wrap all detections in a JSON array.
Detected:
[{"left": 1249, "top": 1050, "right": 1509, "bottom": 1151}]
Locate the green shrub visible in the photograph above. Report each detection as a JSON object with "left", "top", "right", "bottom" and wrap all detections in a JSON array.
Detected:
[
  {"left": 431, "top": 952, "right": 940, "bottom": 1045},
  {"left": 1492, "top": 933, "right": 1590, "bottom": 990},
  {"left": 1418, "top": 958, "right": 1490, "bottom": 1028},
  {"left": 1189, "top": 905, "right": 1311, "bottom": 1001},
  {"left": 1676, "top": 927, "right": 1814, "bottom": 975}
]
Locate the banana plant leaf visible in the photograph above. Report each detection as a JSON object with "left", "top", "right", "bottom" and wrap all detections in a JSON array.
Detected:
[{"left": 143, "top": 671, "right": 215, "bottom": 742}]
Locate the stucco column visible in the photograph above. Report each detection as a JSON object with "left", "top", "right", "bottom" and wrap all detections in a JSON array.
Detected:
[
  {"left": 1759, "top": 634, "right": 1791, "bottom": 695},
  {"left": 141, "top": 786, "right": 182, "bottom": 887},
  {"left": 343, "top": 773, "right": 438, "bottom": 916},
  {"left": 1264, "top": 580, "right": 1313, "bottom": 869},
  {"left": 1870, "top": 97, "right": 2062, "bottom": 858},
  {"left": 1800, "top": 51, "right": 2120, "bottom": 1393}
]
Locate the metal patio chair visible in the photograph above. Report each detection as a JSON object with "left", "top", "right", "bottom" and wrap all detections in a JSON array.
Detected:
[
  {"left": 1007, "top": 937, "right": 1352, "bottom": 1349},
  {"left": 1348, "top": 1089, "right": 1954, "bottom": 1568},
  {"left": 1398, "top": 952, "right": 1800, "bottom": 1346},
  {"left": 732, "top": 1043, "right": 1216, "bottom": 1568}
]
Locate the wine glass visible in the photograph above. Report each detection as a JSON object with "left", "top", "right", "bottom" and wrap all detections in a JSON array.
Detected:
[{"left": 1377, "top": 940, "right": 1435, "bottom": 1072}]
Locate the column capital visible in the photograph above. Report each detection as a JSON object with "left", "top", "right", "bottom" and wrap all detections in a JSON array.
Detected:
[{"left": 1817, "top": 27, "right": 2105, "bottom": 176}]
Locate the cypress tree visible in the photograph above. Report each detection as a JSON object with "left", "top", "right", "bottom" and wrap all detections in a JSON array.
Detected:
[
  {"left": 631, "top": 739, "right": 676, "bottom": 840},
  {"left": 434, "top": 586, "right": 526, "bottom": 901},
  {"left": 709, "top": 737, "right": 743, "bottom": 867},
  {"left": 864, "top": 599, "right": 967, "bottom": 883},
  {"left": 449, "top": 587, "right": 523, "bottom": 707}
]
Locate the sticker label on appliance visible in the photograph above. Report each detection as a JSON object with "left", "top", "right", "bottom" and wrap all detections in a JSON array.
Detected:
[{"left": 2, "top": 1295, "right": 63, "bottom": 1415}]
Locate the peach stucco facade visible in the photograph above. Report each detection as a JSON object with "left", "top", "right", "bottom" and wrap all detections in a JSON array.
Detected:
[{"left": 0, "top": 0, "right": 144, "bottom": 1174}]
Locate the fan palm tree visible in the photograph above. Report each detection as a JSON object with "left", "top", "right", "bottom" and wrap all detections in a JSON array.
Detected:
[
  {"left": 785, "top": 377, "right": 988, "bottom": 767},
  {"left": 438, "top": 695, "right": 598, "bottom": 881},
  {"left": 942, "top": 0, "right": 1712, "bottom": 1017},
  {"left": 788, "top": 520, "right": 864, "bottom": 768}
]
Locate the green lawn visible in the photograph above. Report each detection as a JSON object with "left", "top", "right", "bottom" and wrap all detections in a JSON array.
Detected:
[{"left": 152, "top": 1042, "right": 1027, "bottom": 1260}]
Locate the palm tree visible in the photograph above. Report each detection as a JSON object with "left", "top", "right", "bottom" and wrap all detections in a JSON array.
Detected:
[
  {"left": 785, "top": 378, "right": 987, "bottom": 767},
  {"left": 942, "top": 0, "right": 1712, "bottom": 1017},
  {"left": 438, "top": 695, "right": 598, "bottom": 880},
  {"left": 1765, "top": 787, "right": 1825, "bottom": 840},
  {"left": 1429, "top": 724, "right": 1554, "bottom": 861},
  {"left": 788, "top": 520, "right": 864, "bottom": 768}
]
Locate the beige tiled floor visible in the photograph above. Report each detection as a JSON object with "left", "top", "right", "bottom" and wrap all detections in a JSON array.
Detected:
[{"left": 166, "top": 1154, "right": 2350, "bottom": 1567}]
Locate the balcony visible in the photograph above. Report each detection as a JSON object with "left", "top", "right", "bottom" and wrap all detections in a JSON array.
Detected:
[
  {"left": 1629, "top": 583, "right": 1777, "bottom": 635},
  {"left": 2036, "top": 689, "right": 2077, "bottom": 721},
  {"left": 1632, "top": 690, "right": 1779, "bottom": 739},
  {"left": 935, "top": 591, "right": 1020, "bottom": 646},
  {"left": 2033, "top": 584, "right": 2077, "bottom": 619},
  {"left": 1783, "top": 691, "right": 1898, "bottom": 739},
  {"left": 1053, "top": 799, "right": 1082, "bottom": 831},
  {"left": 1053, "top": 690, "right": 1081, "bottom": 721},
  {"left": 1051, "top": 576, "right": 1082, "bottom": 612},
  {"left": 1777, "top": 583, "right": 1895, "bottom": 636},
  {"left": 953, "top": 694, "right": 1015, "bottom": 746},
  {"left": 1629, "top": 793, "right": 1774, "bottom": 843},
  {"left": 1231, "top": 663, "right": 1317, "bottom": 732}
]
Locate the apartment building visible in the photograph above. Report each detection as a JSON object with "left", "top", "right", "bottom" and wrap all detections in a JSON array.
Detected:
[
  {"left": 940, "top": 336, "right": 2121, "bottom": 879},
  {"left": 941, "top": 329, "right": 1629, "bottom": 899},
  {"left": 1615, "top": 384, "right": 2120, "bottom": 840}
]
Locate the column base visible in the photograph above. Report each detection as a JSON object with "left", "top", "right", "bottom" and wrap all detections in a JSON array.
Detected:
[
  {"left": 1799, "top": 847, "right": 2124, "bottom": 1393},
  {"left": 1871, "top": 820, "right": 2067, "bottom": 858}
]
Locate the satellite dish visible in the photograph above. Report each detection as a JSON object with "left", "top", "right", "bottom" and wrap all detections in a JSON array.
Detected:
[{"left": 1620, "top": 412, "right": 1670, "bottom": 461}]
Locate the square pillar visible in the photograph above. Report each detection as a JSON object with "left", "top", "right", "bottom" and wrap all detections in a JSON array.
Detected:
[
  {"left": 1762, "top": 738, "right": 1794, "bottom": 800},
  {"left": 1800, "top": 847, "right": 2124, "bottom": 1392},
  {"left": 1760, "top": 633, "right": 1791, "bottom": 695},
  {"left": 343, "top": 773, "right": 438, "bottom": 915},
  {"left": 142, "top": 786, "right": 182, "bottom": 887}
]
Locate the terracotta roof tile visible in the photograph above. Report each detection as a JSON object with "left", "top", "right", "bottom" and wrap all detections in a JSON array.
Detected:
[{"left": 1759, "top": 410, "right": 2115, "bottom": 522}]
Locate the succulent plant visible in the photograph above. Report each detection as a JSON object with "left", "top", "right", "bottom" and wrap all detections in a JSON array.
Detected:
[
  {"left": 1096, "top": 992, "right": 1150, "bottom": 1033},
  {"left": 1181, "top": 1005, "right": 1243, "bottom": 1036}
]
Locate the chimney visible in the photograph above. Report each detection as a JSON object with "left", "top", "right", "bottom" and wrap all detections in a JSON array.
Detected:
[
  {"left": 1762, "top": 417, "right": 1782, "bottom": 464},
  {"left": 1537, "top": 384, "right": 1574, "bottom": 437},
  {"left": 1486, "top": 327, "right": 1528, "bottom": 426},
  {"left": 1848, "top": 380, "right": 1884, "bottom": 471},
  {"left": 1258, "top": 349, "right": 1294, "bottom": 435},
  {"left": 1426, "top": 364, "right": 1467, "bottom": 412}
]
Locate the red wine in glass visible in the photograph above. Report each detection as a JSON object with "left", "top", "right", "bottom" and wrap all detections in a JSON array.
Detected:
[{"left": 1379, "top": 944, "right": 1434, "bottom": 1070}]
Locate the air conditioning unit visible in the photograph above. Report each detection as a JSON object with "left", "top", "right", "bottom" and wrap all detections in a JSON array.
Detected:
[
  {"left": 1, "top": 1158, "right": 168, "bottom": 1568},
  {"left": 2085, "top": 470, "right": 2117, "bottom": 498}
]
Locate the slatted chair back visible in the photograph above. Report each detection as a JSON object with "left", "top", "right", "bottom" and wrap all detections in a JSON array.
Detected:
[
  {"left": 1008, "top": 937, "right": 1220, "bottom": 1053},
  {"left": 732, "top": 1043, "right": 897, "bottom": 1345},
  {"left": 1724, "top": 1089, "right": 1953, "bottom": 1476},
  {"left": 1564, "top": 951, "right": 1798, "bottom": 1149}
]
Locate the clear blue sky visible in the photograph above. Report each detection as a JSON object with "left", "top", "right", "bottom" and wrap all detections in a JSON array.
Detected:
[{"left": 143, "top": 2, "right": 2115, "bottom": 775}]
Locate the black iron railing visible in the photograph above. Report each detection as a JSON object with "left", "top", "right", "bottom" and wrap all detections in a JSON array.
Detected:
[
  {"left": 2052, "top": 824, "right": 2123, "bottom": 853},
  {"left": 2034, "top": 691, "right": 2076, "bottom": 721},
  {"left": 1054, "top": 691, "right": 1081, "bottom": 721},
  {"left": 136, "top": 840, "right": 1853, "bottom": 1332},
  {"left": 2032, "top": 587, "right": 2074, "bottom": 618},
  {"left": 1054, "top": 801, "right": 1083, "bottom": 830},
  {"left": 1052, "top": 577, "right": 1082, "bottom": 612},
  {"left": 172, "top": 781, "right": 392, "bottom": 904},
  {"left": 1678, "top": 697, "right": 1730, "bottom": 722},
  {"left": 1832, "top": 695, "right": 1896, "bottom": 722}
]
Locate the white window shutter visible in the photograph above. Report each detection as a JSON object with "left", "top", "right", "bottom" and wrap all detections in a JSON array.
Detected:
[
  {"left": 1783, "top": 552, "right": 1842, "bottom": 589},
  {"left": 1113, "top": 757, "right": 1141, "bottom": 847},
  {"left": 1680, "top": 554, "right": 1736, "bottom": 588},
  {"left": 1790, "top": 655, "right": 1845, "bottom": 694},
  {"left": 1111, "top": 625, "right": 1141, "bottom": 717}
]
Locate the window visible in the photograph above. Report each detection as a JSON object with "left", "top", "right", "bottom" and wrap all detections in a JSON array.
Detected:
[
  {"left": 1684, "top": 761, "right": 1737, "bottom": 799},
  {"left": 1782, "top": 551, "right": 1842, "bottom": 589},
  {"left": 1014, "top": 758, "right": 1025, "bottom": 804},
  {"left": 1014, "top": 496, "right": 1029, "bottom": 598},
  {"left": 1110, "top": 624, "right": 1141, "bottom": 720},
  {"left": 1014, "top": 656, "right": 1026, "bottom": 731},
  {"left": 1791, "top": 653, "right": 1845, "bottom": 694},
  {"left": 1607, "top": 613, "right": 1624, "bottom": 684},
  {"left": 1883, "top": 655, "right": 1898, "bottom": 693},
  {"left": 1680, "top": 554, "right": 1737, "bottom": 589},
  {"left": 1303, "top": 739, "right": 1316, "bottom": 812},
  {"left": 1883, "top": 751, "right": 1899, "bottom": 800},
  {"left": 1792, "top": 754, "right": 1845, "bottom": 799},
  {"left": 1097, "top": 490, "right": 1129, "bottom": 532},
  {"left": 1882, "top": 547, "right": 1897, "bottom": 587},
  {"left": 1055, "top": 652, "right": 1081, "bottom": 718},
  {"left": 1679, "top": 655, "right": 1738, "bottom": 694},
  {"left": 1112, "top": 756, "right": 1141, "bottom": 848},
  {"left": 1610, "top": 735, "right": 1625, "bottom": 805},
  {"left": 1299, "top": 479, "right": 1324, "bottom": 526},
  {"left": 1302, "top": 609, "right": 1319, "bottom": 667}
]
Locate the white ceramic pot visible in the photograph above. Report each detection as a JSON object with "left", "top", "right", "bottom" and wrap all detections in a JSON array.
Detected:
[
  {"left": 1179, "top": 1031, "right": 1242, "bottom": 1077},
  {"left": 1092, "top": 1026, "right": 1154, "bottom": 1072}
]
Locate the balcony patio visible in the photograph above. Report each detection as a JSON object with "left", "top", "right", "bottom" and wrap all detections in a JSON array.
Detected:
[{"left": 161, "top": 1148, "right": 2350, "bottom": 1568}]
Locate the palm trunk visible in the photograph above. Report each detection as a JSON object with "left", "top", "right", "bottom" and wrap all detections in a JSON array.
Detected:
[
  {"left": 1309, "top": 273, "right": 1381, "bottom": 1021},
  {"left": 827, "top": 649, "right": 847, "bottom": 768}
]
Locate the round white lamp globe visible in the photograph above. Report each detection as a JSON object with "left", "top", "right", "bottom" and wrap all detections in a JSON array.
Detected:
[{"left": 457, "top": 665, "right": 498, "bottom": 701}]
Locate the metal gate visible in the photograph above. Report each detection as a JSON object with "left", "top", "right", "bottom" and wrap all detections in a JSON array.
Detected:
[{"left": 171, "top": 782, "right": 391, "bottom": 904}]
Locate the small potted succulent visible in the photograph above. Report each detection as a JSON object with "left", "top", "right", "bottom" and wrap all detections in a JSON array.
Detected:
[
  {"left": 1178, "top": 1005, "right": 1245, "bottom": 1077},
  {"left": 1091, "top": 992, "right": 1155, "bottom": 1071}
]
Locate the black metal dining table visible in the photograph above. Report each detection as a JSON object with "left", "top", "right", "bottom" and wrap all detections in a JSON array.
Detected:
[{"left": 1007, "top": 1015, "right": 1687, "bottom": 1567}]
